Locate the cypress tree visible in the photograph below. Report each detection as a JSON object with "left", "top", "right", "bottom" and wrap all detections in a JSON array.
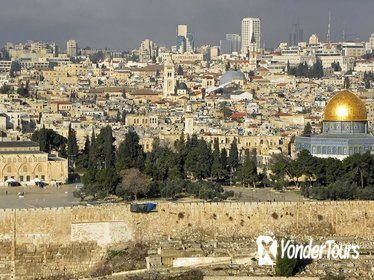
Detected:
[
  {"left": 116, "top": 130, "right": 145, "bottom": 170},
  {"left": 88, "top": 129, "right": 96, "bottom": 169},
  {"left": 83, "top": 136, "right": 90, "bottom": 155},
  {"left": 220, "top": 148, "right": 228, "bottom": 171},
  {"left": 67, "top": 124, "right": 78, "bottom": 168},
  {"left": 104, "top": 126, "right": 115, "bottom": 168},
  {"left": 40, "top": 125, "right": 48, "bottom": 153},
  {"left": 344, "top": 77, "right": 350, "bottom": 89},
  {"left": 228, "top": 138, "right": 239, "bottom": 172}
]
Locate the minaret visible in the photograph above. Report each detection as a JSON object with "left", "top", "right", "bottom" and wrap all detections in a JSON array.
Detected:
[{"left": 163, "top": 59, "right": 176, "bottom": 98}]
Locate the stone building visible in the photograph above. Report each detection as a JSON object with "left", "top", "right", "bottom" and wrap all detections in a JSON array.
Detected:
[
  {"left": 295, "top": 90, "right": 374, "bottom": 160},
  {"left": 0, "top": 141, "right": 68, "bottom": 185}
]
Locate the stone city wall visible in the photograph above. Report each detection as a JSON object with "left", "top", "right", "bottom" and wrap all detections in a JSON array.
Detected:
[{"left": 0, "top": 201, "right": 373, "bottom": 279}]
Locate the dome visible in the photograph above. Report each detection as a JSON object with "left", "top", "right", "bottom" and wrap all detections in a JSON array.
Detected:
[
  {"left": 219, "top": 70, "right": 246, "bottom": 85},
  {"left": 177, "top": 82, "right": 188, "bottom": 90},
  {"left": 324, "top": 90, "right": 367, "bottom": 121}
]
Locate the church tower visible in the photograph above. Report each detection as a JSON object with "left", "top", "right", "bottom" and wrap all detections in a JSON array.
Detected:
[
  {"left": 163, "top": 60, "right": 176, "bottom": 98},
  {"left": 248, "top": 32, "right": 257, "bottom": 70}
]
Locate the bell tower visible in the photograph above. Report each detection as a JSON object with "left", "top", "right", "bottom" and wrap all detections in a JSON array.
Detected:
[
  {"left": 163, "top": 60, "right": 176, "bottom": 98},
  {"left": 248, "top": 31, "right": 257, "bottom": 70}
]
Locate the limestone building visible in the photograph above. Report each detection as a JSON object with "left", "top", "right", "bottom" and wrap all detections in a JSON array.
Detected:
[
  {"left": 66, "top": 39, "right": 78, "bottom": 58},
  {"left": 241, "top": 17, "right": 261, "bottom": 52},
  {"left": 0, "top": 141, "right": 68, "bottom": 185},
  {"left": 295, "top": 90, "right": 374, "bottom": 160}
]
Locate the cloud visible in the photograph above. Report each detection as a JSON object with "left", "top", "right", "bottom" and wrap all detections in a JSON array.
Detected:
[{"left": 0, "top": 0, "right": 372, "bottom": 50}]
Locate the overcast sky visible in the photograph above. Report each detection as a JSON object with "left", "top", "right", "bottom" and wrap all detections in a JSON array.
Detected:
[{"left": 0, "top": 0, "right": 373, "bottom": 51}]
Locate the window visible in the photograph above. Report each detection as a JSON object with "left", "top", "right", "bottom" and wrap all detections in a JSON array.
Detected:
[
  {"left": 26, "top": 176, "right": 30, "bottom": 181},
  {"left": 41, "top": 175, "right": 45, "bottom": 180},
  {"left": 20, "top": 176, "right": 24, "bottom": 182},
  {"left": 4, "top": 176, "right": 8, "bottom": 181}
]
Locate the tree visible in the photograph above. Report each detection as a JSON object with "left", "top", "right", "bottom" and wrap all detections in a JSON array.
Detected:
[
  {"left": 303, "top": 122, "right": 312, "bottom": 136},
  {"left": 211, "top": 139, "right": 225, "bottom": 179},
  {"left": 228, "top": 138, "right": 239, "bottom": 172},
  {"left": 31, "top": 127, "right": 67, "bottom": 155},
  {"left": 89, "top": 51, "right": 105, "bottom": 63},
  {"left": 331, "top": 61, "right": 342, "bottom": 72},
  {"left": 344, "top": 77, "right": 350, "bottom": 89},
  {"left": 220, "top": 148, "right": 228, "bottom": 173},
  {"left": 67, "top": 124, "right": 78, "bottom": 169},
  {"left": 85, "top": 126, "right": 115, "bottom": 170},
  {"left": 82, "top": 168, "right": 120, "bottom": 198},
  {"left": 116, "top": 130, "right": 145, "bottom": 170},
  {"left": 17, "top": 82, "right": 30, "bottom": 97},
  {"left": 76, "top": 136, "right": 90, "bottom": 170},
  {"left": 88, "top": 129, "right": 96, "bottom": 169},
  {"left": 269, "top": 154, "right": 291, "bottom": 190},
  {"left": 177, "top": 65, "right": 184, "bottom": 76},
  {"left": 160, "top": 178, "right": 185, "bottom": 199},
  {"left": 185, "top": 139, "right": 212, "bottom": 179},
  {"left": 39, "top": 126, "right": 48, "bottom": 153},
  {"left": 239, "top": 152, "right": 258, "bottom": 187},
  {"left": 275, "top": 241, "right": 298, "bottom": 277},
  {"left": 116, "top": 168, "right": 151, "bottom": 200},
  {"left": 0, "top": 84, "right": 12, "bottom": 94},
  {"left": 103, "top": 126, "right": 115, "bottom": 168}
]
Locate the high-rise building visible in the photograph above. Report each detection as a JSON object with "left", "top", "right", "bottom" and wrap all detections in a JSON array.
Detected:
[
  {"left": 220, "top": 34, "right": 241, "bottom": 54},
  {"left": 51, "top": 42, "right": 59, "bottom": 57},
  {"left": 176, "top": 25, "right": 194, "bottom": 54},
  {"left": 139, "top": 39, "right": 158, "bottom": 63},
  {"left": 176, "top": 36, "right": 186, "bottom": 54},
  {"left": 177, "top": 25, "right": 188, "bottom": 38},
  {"left": 66, "top": 39, "right": 78, "bottom": 58},
  {"left": 289, "top": 23, "right": 304, "bottom": 46},
  {"left": 241, "top": 18, "right": 261, "bottom": 53},
  {"left": 186, "top": 33, "right": 194, "bottom": 53},
  {"left": 370, "top": 34, "right": 374, "bottom": 50}
]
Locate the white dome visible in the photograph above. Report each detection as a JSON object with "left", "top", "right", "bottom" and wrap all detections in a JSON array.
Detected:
[{"left": 219, "top": 70, "right": 246, "bottom": 85}]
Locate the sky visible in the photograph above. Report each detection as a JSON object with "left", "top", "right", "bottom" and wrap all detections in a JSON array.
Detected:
[{"left": 0, "top": 0, "right": 373, "bottom": 51}]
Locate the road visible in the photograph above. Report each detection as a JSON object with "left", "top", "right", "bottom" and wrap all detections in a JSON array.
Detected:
[
  {"left": 224, "top": 186, "right": 305, "bottom": 202},
  {"left": 0, "top": 185, "right": 80, "bottom": 209},
  {"left": 0, "top": 185, "right": 306, "bottom": 209}
]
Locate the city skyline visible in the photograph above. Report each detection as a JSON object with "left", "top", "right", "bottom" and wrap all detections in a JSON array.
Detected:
[{"left": 0, "top": 0, "right": 373, "bottom": 51}]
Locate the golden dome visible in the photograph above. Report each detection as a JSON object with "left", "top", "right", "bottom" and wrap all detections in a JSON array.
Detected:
[{"left": 323, "top": 90, "right": 367, "bottom": 121}]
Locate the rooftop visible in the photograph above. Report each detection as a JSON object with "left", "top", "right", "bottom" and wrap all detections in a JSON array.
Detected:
[{"left": 0, "top": 141, "right": 39, "bottom": 148}]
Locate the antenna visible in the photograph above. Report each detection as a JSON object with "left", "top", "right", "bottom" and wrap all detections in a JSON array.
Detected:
[{"left": 327, "top": 11, "right": 331, "bottom": 44}]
